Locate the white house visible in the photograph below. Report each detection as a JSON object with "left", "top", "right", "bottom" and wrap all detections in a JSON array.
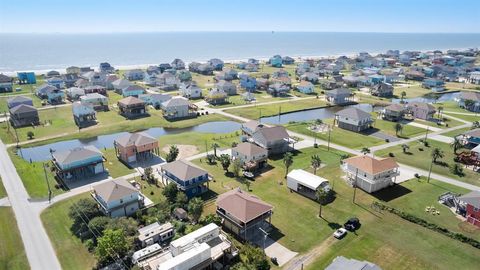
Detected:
[
  {"left": 161, "top": 96, "right": 195, "bottom": 119},
  {"left": 138, "top": 222, "right": 175, "bottom": 248},
  {"left": 341, "top": 155, "right": 399, "bottom": 193},
  {"left": 180, "top": 81, "right": 202, "bottom": 99},
  {"left": 91, "top": 179, "right": 144, "bottom": 217},
  {"left": 287, "top": 169, "right": 331, "bottom": 199}
]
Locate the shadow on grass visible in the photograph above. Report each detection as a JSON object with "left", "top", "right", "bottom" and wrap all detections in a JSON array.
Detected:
[{"left": 372, "top": 184, "right": 412, "bottom": 202}]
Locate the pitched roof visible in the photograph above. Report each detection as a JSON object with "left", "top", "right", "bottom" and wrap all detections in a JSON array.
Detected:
[
  {"left": 216, "top": 189, "right": 273, "bottom": 223},
  {"left": 408, "top": 102, "right": 436, "bottom": 112},
  {"left": 0, "top": 74, "right": 12, "bottom": 83},
  {"left": 123, "top": 84, "right": 145, "bottom": 92},
  {"left": 161, "top": 160, "right": 207, "bottom": 181},
  {"left": 255, "top": 126, "right": 290, "bottom": 141},
  {"left": 118, "top": 96, "right": 145, "bottom": 106},
  {"left": 94, "top": 178, "right": 138, "bottom": 203},
  {"left": 7, "top": 95, "right": 32, "bottom": 104},
  {"left": 336, "top": 107, "right": 372, "bottom": 120},
  {"left": 328, "top": 87, "right": 352, "bottom": 95},
  {"left": 162, "top": 96, "right": 189, "bottom": 107},
  {"left": 385, "top": 103, "right": 405, "bottom": 112},
  {"left": 461, "top": 91, "right": 480, "bottom": 101},
  {"left": 343, "top": 155, "right": 398, "bottom": 175},
  {"left": 326, "top": 256, "right": 381, "bottom": 270},
  {"left": 232, "top": 142, "right": 268, "bottom": 157},
  {"left": 242, "top": 120, "right": 264, "bottom": 132},
  {"left": 462, "top": 128, "right": 480, "bottom": 138},
  {"left": 115, "top": 132, "right": 157, "bottom": 148},
  {"left": 52, "top": 145, "right": 102, "bottom": 165},
  {"left": 10, "top": 104, "right": 37, "bottom": 114},
  {"left": 458, "top": 191, "right": 480, "bottom": 209}
]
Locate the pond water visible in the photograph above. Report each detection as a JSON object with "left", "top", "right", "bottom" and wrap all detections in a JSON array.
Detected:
[
  {"left": 18, "top": 121, "right": 241, "bottom": 162},
  {"left": 260, "top": 103, "right": 382, "bottom": 125},
  {"left": 392, "top": 91, "right": 460, "bottom": 104}
]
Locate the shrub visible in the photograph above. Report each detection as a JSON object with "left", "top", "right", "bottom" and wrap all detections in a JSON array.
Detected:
[
  {"left": 414, "top": 173, "right": 420, "bottom": 178},
  {"left": 388, "top": 152, "right": 395, "bottom": 157}
]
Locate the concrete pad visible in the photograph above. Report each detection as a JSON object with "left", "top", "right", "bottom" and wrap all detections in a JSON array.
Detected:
[
  {"left": 0, "top": 197, "right": 11, "bottom": 207},
  {"left": 262, "top": 237, "right": 298, "bottom": 267},
  {"left": 406, "top": 121, "right": 442, "bottom": 132}
]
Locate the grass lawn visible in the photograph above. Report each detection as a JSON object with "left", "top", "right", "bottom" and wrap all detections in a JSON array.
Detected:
[
  {"left": 102, "top": 148, "right": 134, "bottom": 178},
  {"left": 445, "top": 82, "right": 480, "bottom": 91},
  {"left": 193, "top": 146, "right": 480, "bottom": 269},
  {"left": 378, "top": 177, "right": 480, "bottom": 241},
  {"left": 393, "top": 84, "right": 431, "bottom": 98},
  {"left": 41, "top": 193, "right": 97, "bottom": 270},
  {"left": 442, "top": 127, "right": 473, "bottom": 138},
  {"left": 373, "top": 118, "right": 426, "bottom": 138},
  {"left": 8, "top": 147, "right": 62, "bottom": 199},
  {"left": 224, "top": 97, "right": 327, "bottom": 119},
  {"left": 0, "top": 207, "right": 29, "bottom": 270},
  {"left": 0, "top": 177, "right": 6, "bottom": 198},
  {"left": 285, "top": 119, "right": 385, "bottom": 150},
  {"left": 206, "top": 92, "right": 291, "bottom": 109},
  {"left": 375, "top": 140, "right": 480, "bottom": 187}
]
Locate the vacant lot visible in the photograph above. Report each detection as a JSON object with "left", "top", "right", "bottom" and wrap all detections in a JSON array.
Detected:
[{"left": 0, "top": 207, "right": 29, "bottom": 270}]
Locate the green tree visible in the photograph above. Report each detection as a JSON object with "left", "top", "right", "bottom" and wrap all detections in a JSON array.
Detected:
[
  {"left": 472, "top": 121, "right": 480, "bottom": 129},
  {"left": 431, "top": 147, "right": 444, "bottom": 163},
  {"left": 27, "top": 131, "right": 35, "bottom": 140},
  {"left": 400, "top": 91, "right": 407, "bottom": 103},
  {"left": 69, "top": 198, "right": 102, "bottom": 240},
  {"left": 450, "top": 137, "right": 462, "bottom": 154},
  {"left": 437, "top": 106, "right": 444, "bottom": 118},
  {"left": 211, "top": 142, "right": 220, "bottom": 156},
  {"left": 88, "top": 216, "right": 111, "bottom": 240},
  {"left": 143, "top": 166, "right": 155, "bottom": 184},
  {"left": 394, "top": 123, "right": 403, "bottom": 136},
  {"left": 232, "top": 158, "right": 242, "bottom": 177},
  {"left": 450, "top": 163, "right": 464, "bottom": 176},
  {"left": 206, "top": 154, "right": 216, "bottom": 164},
  {"left": 187, "top": 197, "right": 204, "bottom": 223},
  {"left": 311, "top": 155, "right": 322, "bottom": 175},
  {"left": 316, "top": 188, "right": 330, "bottom": 218},
  {"left": 401, "top": 144, "right": 410, "bottom": 153},
  {"left": 200, "top": 214, "right": 222, "bottom": 226},
  {"left": 175, "top": 192, "right": 188, "bottom": 209},
  {"left": 95, "top": 229, "right": 132, "bottom": 265},
  {"left": 166, "top": 145, "right": 179, "bottom": 162},
  {"left": 219, "top": 154, "right": 231, "bottom": 172},
  {"left": 244, "top": 180, "right": 251, "bottom": 191},
  {"left": 106, "top": 217, "right": 138, "bottom": 237},
  {"left": 239, "top": 244, "right": 270, "bottom": 270},
  {"left": 162, "top": 182, "right": 178, "bottom": 203},
  {"left": 361, "top": 147, "right": 371, "bottom": 155},
  {"left": 283, "top": 152, "right": 294, "bottom": 179}
]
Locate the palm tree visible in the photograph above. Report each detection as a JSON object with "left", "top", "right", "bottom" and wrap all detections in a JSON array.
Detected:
[
  {"left": 450, "top": 137, "right": 462, "bottom": 155},
  {"left": 314, "top": 119, "right": 323, "bottom": 126},
  {"left": 400, "top": 91, "right": 407, "bottom": 103},
  {"left": 311, "top": 155, "right": 322, "bottom": 175},
  {"left": 437, "top": 106, "right": 444, "bottom": 118},
  {"left": 431, "top": 147, "right": 444, "bottom": 163},
  {"left": 361, "top": 147, "right": 370, "bottom": 155},
  {"left": 472, "top": 121, "right": 480, "bottom": 129},
  {"left": 211, "top": 143, "right": 219, "bottom": 157},
  {"left": 283, "top": 152, "right": 294, "bottom": 179},
  {"left": 401, "top": 144, "right": 410, "bottom": 153},
  {"left": 394, "top": 123, "right": 403, "bottom": 136},
  {"left": 316, "top": 188, "right": 329, "bottom": 218}
]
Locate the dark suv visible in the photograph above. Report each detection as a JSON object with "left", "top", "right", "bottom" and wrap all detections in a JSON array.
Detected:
[{"left": 344, "top": 217, "right": 360, "bottom": 231}]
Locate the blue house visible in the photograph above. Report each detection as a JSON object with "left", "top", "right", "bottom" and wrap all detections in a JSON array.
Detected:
[
  {"left": 122, "top": 85, "right": 145, "bottom": 97},
  {"left": 296, "top": 81, "right": 315, "bottom": 94},
  {"left": 422, "top": 78, "right": 445, "bottom": 92},
  {"left": 269, "top": 55, "right": 283, "bottom": 68},
  {"left": 7, "top": 96, "right": 33, "bottom": 109},
  {"left": 240, "top": 75, "right": 257, "bottom": 91},
  {"left": 368, "top": 74, "right": 385, "bottom": 85},
  {"left": 17, "top": 72, "right": 36, "bottom": 84},
  {"left": 52, "top": 146, "right": 105, "bottom": 180},
  {"left": 160, "top": 160, "right": 209, "bottom": 197},
  {"left": 46, "top": 77, "right": 65, "bottom": 89}
]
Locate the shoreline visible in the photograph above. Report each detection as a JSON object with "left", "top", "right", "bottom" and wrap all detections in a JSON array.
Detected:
[{"left": 1, "top": 46, "right": 477, "bottom": 76}]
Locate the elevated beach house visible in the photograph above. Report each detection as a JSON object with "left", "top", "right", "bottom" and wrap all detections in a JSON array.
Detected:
[
  {"left": 139, "top": 93, "right": 172, "bottom": 109},
  {"left": 215, "top": 80, "right": 237, "bottom": 95},
  {"left": 9, "top": 104, "right": 40, "bottom": 127},
  {"left": 114, "top": 132, "right": 159, "bottom": 164},
  {"left": 231, "top": 142, "right": 268, "bottom": 172},
  {"left": 326, "top": 88, "right": 353, "bottom": 105},
  {"left": 382, "top": 103, "right": 406, "bottom": 122},
  {"left": 161, "top": 96, "right": 196, "bottom": 120},
  {"left": 80, "top": 93, "right": 109, "bottom": 111},
  {"left": 179, "top": 81, "right": 202, "bottom": 99},
  {"left": 72, "top": 102, "right": 97, "bottom": 128},
  {"left": 46, "top": 76, "right": 65, "bottom": 89},
  {"left": 269, "top": 55, "right": 283, "bottom": 67},
  {"left": 205, "top": 88, "right": 228, "bottom": 105},
  {"left": 370, "top": 82, "right": 394, "bottom": 97},
  {"left": 0, "top": 74, "right": 13, "bottom": 93},
  {"left": 122, "top": 84, "right": 145, "bottom": 97},
  {"left": 335, "top": 107, "right": 373, "bottom": 132},
  {"left": 118, "top": 96, "right": 147, "bottom": 119},
  {"left": 241, "top": 120, "right": 265, "bottom": 136},
  {"left": 160, "top": 160, "right": 209, "bottom": 197},
  {"left": 406, "top": 102, "right": 436, "bottom": 120},
  {"left": 216, "top": 189, "right": 273, "bottom": 242},
  {"left": 7, "top": 96, "right": 34, "bottom": 109},
  {"left": 171, "top": 58, "right": 186, "bottom": 70},
  {"left": 92, "top": 178, "right": 144, "bottom": 218},
  {"left": 207, "top": 58, "right": 224, "bottom": 71},
  {"left": 17, "top": 72, "right": 36, "bottom": 84},
  {"left": 52, "top": 145, "right": 105, "bottom": 180},
  {"left": 251, "top": 126, "right": 291, "bottom": 155},
  {"left": 457, "top": 91, "right": 480, "bottom": 112},
  {"left": 36, "top": 84, "right": 65, "bottom": 104},
  {"left": 458, "top": 191, "right": 480, "bottom": 228},
  {"left": 112, "top": 78, "right": 132, "bottom": 93},
  {"left": 296, "top": 80, "right": 315, "bottom": 94},
  {"left": 341, "top": 155, "right": 399, "bottom": 193},
  {"left": 422, "top": 78, "right": 445, "bottom": 92},
  {"left": 65, "top": 87, "right": 85, "bottom": 101},
  {"left": 124, "top": 69, "right": 145, "bottom": 81}
]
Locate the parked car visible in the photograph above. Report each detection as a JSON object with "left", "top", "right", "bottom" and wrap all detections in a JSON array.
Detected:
[
  {"left": 333, "top": 228, "right": 347, "bottom": 239},
  {"left": 344, "top": 217, "right": 361, "bottom": 231},
  {"left": 243, "top": 171, "right": 254, "bottom": 179}
]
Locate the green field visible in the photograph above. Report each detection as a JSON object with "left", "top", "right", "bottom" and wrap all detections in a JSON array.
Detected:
[
  {"left": 0, "top": 207, "right": 29, "bottom": 270},
  {"left": 442, "top": 126, "right": 473, "bottom": 138},
  {"left": 285, "top": 119, "right": 385, "bottom": 150},
  {"left": 0, "top": 177, "right": 6, "bottom": 198},
  {"left": 375, "top": 140, "right": 480, "bottom": 187},
  {"left": 193, "top": 146, "right": 480, "bottom": 269},
  {"left": 224, "top": 98, "right": 327, "bottom": 119},
  {"left": 41, "top": 193, "right": 97, "bottom": 270}
]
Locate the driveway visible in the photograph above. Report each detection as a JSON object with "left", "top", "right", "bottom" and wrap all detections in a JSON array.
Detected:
[
  {"left": 368, "top": 131, "right": 401, "bottom": 143},
  {"left": 256, "top": 237, "right": 298, "bottom": 267}
]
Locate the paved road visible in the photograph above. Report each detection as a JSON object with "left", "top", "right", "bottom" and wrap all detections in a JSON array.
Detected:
[{"left": 0, "top": 141, "right": 61, "bottom": 270}]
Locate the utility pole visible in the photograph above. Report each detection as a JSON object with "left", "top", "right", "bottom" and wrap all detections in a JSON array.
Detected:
[
  {"left": 353, "top": 168, "right": 358, "bottom": 203},
  {"left": 43, "top": 163, "right": 52, "bottom": 203},
  {"left": 327, "top": 125, "right": 332, "bottom": 151},
  {"left": 424, "top": 127, "right": 429, "bottom": 143},
  {"left": 14, "top": 127, "right": 19, "bottom": 148},
  {"left": 427, "top": 157, "right": 434, "bottom": 183}
]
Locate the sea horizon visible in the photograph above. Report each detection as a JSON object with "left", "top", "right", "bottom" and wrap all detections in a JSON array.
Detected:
[{"left": 1, "top": 32, "right": 479, "bottom": 74}]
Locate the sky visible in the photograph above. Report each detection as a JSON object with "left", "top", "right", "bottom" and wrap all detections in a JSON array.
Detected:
[{"left": 0, "top": 0, "right": 479, "bottom": 34}]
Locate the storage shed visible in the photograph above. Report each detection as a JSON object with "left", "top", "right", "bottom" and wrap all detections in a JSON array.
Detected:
[{"left": 287, "top": 169, "right": 331, "bottom": 198}]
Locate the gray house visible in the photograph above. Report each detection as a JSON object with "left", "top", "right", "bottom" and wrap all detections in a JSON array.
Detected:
[
  {"left": 326, "top": 88, "right": 353, "bottom": 105},
  {"left": 7, "top": 96, "right": 34, "bottom": 109},
  {"left": 215, "top": 80, "right": 237, "bottom": 95},
  {"left": 72, "top": 102, "right": 97, "bottom": 128},
  {"left": 124, "top": 69, "right": 145, "bottom": 81},
  {"left": 252, "top": 126, "right": 291, "bottom": 155},
  {"left": 382, "top": 103, "right": 406, "bottom": 122},
  {"left": 335, "top": 107, "right": 373, "bottom": 132},
  {"left": 9, "top": 104, "right": 40, "bottom": 127},
  {"left": 370, "top": 82, "right": 394, "bottom": 97},
  {"left": 161, "top": 96, "right": 195, "bottom": 120},
  {"left": 406, "top": 102, "right": 436, "bottom": 120},
  {"left": 457, "top": 91, "right": 480, "bottom": 112}
]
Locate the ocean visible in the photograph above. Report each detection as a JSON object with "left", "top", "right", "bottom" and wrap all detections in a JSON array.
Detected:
[{"left": 1, "top": 32, "right": 479, "bottom": 73}]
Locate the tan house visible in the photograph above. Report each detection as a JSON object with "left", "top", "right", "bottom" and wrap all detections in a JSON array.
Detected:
[
  {"left": 341, "top": 155, "right": 399, "bottom": 193},
  {"left": 91, "top": 178, "right": 144, "bottom": 217},
  {"left": 114, "top": 132, "right": 159, "bottom": 164},
  {"left": 118, "top": 96, "right": 147, "bottom": 119},
  {"left": 216, "top": 189, "right": 273, "bottom": 242},
  {"left": 231, "top": 142, "right": 268, "bottom": 171}
]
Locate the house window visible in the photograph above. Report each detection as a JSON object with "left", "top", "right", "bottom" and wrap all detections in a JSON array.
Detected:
[
  {"left": 120, "top": 199, "right": 123, "bottom": 204},
  {"left": 474, "top": 207, "right": 480, "bottom": 212}
]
